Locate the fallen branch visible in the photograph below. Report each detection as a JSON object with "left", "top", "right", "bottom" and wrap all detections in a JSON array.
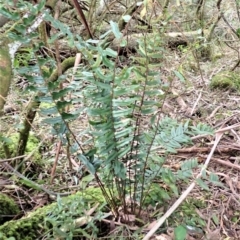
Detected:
[
  {"left": 177, "top": 145, "right": 240, "bottom": 153},
  {"left": 204, "top": 156, "right": 240, "bottom": 172},
  {"left": 152, "top": 144, "right": 240, "bottom": 154}
]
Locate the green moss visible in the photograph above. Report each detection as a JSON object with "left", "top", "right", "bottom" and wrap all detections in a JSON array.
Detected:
[
  {"left": 209, "top": 44, "right": 223, "bottom": 62},
  {"left": 0, "top": 193, "right": 20, "bottom": 225},
  {"left": 210, "top": 71, "right": 240, "bottom": 91},
  {"left": 0, "top": 187, "right": 108, "bottom": 240},
  {"left": 67, "top": 186, "right": 107, "bottom": 204},
  {"left": 0, "top": 133, "right": 41, "bottom": 161}
]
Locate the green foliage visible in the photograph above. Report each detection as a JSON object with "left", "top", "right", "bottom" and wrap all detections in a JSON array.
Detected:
[
  {"left": 0, "top": 188, "right": 107, "bottom": 240},
  {"left": 1, "top": 0, "right": 216, "bottom": 236},
  {"left": 170, "top": 198, "right": 206, "bottom": 232},
  {"left": 144, "top": 183, "right": 171, "bottom": 206},
  {"left": 15, "top": 15, "right": 214, "bottom": 218},
  {"left": 14, "top": 48, "right": 34, "bottom": 68},
  {"left": 155, "top": 119, "right": 193, "bottom": 153},
  {"left": 177, "top": 158, "right": 198, "bottom": 179},
  {"left": 197, "top": 170, "right": 223, "bottom": 191},
  {"left": 0, "top": 5, "right": 20, "bottom": 21},
  {"left": 189, "top": 123, "right": 214, "bottom": 135},
  {"left": 44, "top": 195, "right": 103, "bottom": 239},
  {"left": 174, "top": 225, "right": 187, "bottom": 240}
]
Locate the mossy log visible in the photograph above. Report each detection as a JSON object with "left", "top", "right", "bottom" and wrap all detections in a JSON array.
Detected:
[
  {"left": 0, "top": 187, "right": 107, "bottom": 240},
  {"left": 0, "top": 193, "right": 20, "bottom": 225},
  {"left": 210, "top": 71, "right": 240, "bottom": 91}
]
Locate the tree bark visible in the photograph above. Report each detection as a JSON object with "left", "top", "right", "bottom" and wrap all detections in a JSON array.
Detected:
[{"left": 0, "top": 38, "right": 12, "bottom": 116}]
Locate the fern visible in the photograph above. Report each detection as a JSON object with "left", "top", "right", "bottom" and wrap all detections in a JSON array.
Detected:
[
  {"left": 24, "top": 16, "right": 215, "bottom": 216},
  {"left": 189, "top": 123, "right": 214, "bottom": 135},
  {"left": 177, "top": 158, "right": 199, "bottom": 180}
]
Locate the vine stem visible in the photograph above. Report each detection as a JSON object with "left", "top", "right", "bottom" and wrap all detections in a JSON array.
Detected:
[{"left": 143, "top": 123, "right": 240, "bottom": 240}]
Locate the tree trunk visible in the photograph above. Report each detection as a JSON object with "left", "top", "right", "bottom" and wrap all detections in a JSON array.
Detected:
[{"left": 0, "top": 38, "right": 12, "bottom": 116}]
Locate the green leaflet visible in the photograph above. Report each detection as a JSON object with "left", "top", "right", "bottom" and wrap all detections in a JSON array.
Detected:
[{"left": 110, "top": 21, "right": 123, "bottom": 39}]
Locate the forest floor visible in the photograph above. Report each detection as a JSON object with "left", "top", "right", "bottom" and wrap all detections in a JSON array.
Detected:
[
  {"left": 154, "top": 41, "right": 240, "bottom": 239},
  {"left": 1, "top": 31, "right": 240, "bottom": 240}
]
